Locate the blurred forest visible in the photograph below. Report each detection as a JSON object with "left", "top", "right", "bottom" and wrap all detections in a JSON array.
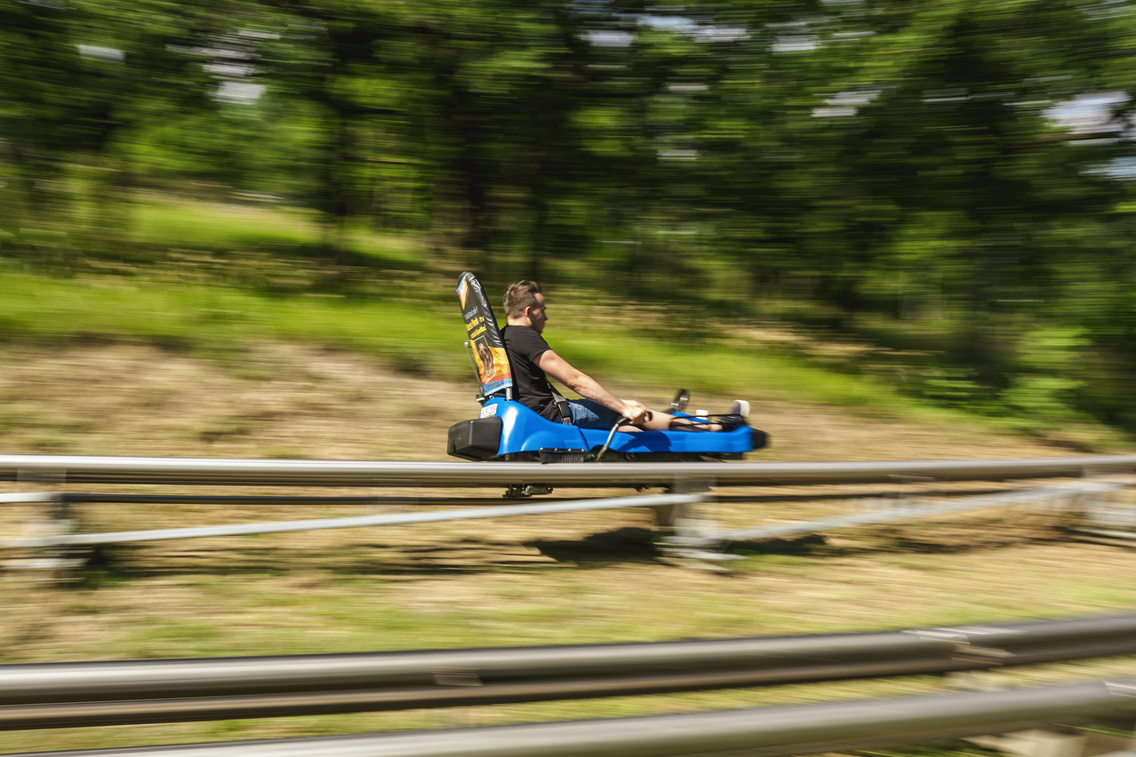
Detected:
[{"left": 4, "top": 0, "right": 1136, "bottom": 435}]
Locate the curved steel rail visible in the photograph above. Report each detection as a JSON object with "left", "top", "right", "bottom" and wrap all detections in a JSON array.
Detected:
[
  {"left": 1, "top": 492, "right": 703, "bottom": 549},
  {"left": 7, "top": 677, "right": 1136, "bottom": 757},
  {"left": 4, "top": 613, "right": 1136, "bottom": 730},
  {"left": 2, "top": 453, "right": 1136, "bottom": 487}
]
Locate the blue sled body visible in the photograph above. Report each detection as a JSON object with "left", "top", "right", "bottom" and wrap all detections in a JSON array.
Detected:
[{"left": 447, "top": 396, "right": 767, "bottom": 463}]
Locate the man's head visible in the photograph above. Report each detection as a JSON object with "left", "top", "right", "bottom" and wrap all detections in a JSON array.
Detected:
[{"left": 503, "top": 280, "right": 548, "bottom": 333}]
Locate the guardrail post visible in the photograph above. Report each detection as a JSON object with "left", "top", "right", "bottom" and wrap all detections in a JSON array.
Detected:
[
  {"left": 660, "top": 476, "right": 714, "bottom": 527},
  {"left": 1071, "top": 484, "right": 1136, "bottom": 547},
  {"left": 4, "top": 480, "right": 86, "bottom": 574},
  {"left": 659, "top": 476, "right": 743, "bottom": 570}
]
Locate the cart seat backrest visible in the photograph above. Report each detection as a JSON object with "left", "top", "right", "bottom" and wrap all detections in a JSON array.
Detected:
[{"left": 456, "top": 272, "right": 513, "bottom": 400}]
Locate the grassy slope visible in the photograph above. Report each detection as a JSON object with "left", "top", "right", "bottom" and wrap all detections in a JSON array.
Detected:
[
  {"left": 2, "top": 198, "right": 1135, "bottom": 753},
  {"left": 1, "top": 282, "right": 1124, "bottom": 446},
  {"left": 7, "top": 195, "right": 1131, "bottom": 450}
]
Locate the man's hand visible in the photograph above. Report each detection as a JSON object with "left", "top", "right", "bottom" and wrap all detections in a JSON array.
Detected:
[{"left": 620, "top": 399, "right": 650, "bottom": 426}]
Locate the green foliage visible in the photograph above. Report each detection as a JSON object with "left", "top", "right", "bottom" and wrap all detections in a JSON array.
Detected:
[
  {"left": 1002, "top": 326, "right": 1091, "bottom": 423},
  {"left": 3, "top": 0, "right": 1136, "bottom": 433}
]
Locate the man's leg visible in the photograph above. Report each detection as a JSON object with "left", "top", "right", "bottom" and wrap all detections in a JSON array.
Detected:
[
  {"left": 567, "top": 399, "right": 631, "bottom": 429},
  {"left": 570, "top": 398, "right": 682, "bottom": 432},
  {"left": 626, "top": 408, "right": 732, "bottom": 432},
  {"left": 568, "top": 399, "right": 746, "bottom": 432},
  {"left": 641, "top": 400, "right": 749, "bottom": 432}
]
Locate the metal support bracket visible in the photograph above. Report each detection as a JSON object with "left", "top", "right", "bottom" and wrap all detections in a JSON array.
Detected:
[{"left": 3, "top": 492, "right": 86, "bottom": 573}]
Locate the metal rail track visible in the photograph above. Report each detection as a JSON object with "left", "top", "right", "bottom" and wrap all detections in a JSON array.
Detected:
[
  {"left": 3, "top": 453, "right": 1136, "bottom": 487},
  {"left": 672, "top": 481, "right": 1123, "bottom": 548},
  {"left": 4, "top": 613, "right": 1136, "bottom": 730},
  {"left": 4, "top": 456, "right": 1132, "bottom": 561},
  {"left": 0, "top": 492, "right": 702, "bottom": 549},
  {"left": 4, "top": 457, "right": 1134, "bottom": 752},
  {"left": 6, "top": 678, "right": 1135, "bottom": 757}
]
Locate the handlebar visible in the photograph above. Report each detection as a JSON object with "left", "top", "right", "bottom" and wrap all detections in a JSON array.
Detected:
[{"left": 597, "top": 410, "right": 650, "bottom": 462}]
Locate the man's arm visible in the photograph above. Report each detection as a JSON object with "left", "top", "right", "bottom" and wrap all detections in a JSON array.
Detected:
[{"left": 534, "top": 350, "right": 648, "bottom": 425}]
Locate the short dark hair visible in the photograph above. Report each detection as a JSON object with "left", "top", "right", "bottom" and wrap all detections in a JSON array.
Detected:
[{"left": 503, "top": 280, "right": 542, "bottom": 318}]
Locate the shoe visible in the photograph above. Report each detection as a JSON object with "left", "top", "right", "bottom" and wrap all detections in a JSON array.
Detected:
[
  {"left": 729, "top": 400, "right": 750, "bottom": 422},
  {"left": 716, "top": 414, "right": 747, "bottom": 432},
  {"left": 670, "top": 415, "right": 745, "bottom": 432}
]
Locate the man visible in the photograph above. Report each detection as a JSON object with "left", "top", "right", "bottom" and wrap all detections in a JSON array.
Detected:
[{"left": 501, "top": 280, "right": 747, "bottom": 431}]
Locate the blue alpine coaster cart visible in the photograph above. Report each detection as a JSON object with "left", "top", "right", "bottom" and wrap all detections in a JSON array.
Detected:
[{"left": 447, "top": 273, "right": 768, "bottom": 471}]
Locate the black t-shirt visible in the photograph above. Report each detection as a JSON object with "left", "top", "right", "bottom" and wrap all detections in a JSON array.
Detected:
[{"left": 502, "top": 325, "right": 560, "bottom": 420}]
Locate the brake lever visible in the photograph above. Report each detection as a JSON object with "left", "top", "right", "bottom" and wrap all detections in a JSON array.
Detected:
[{"left": 595, "top": 411, "right": 650, "bottom": 462}]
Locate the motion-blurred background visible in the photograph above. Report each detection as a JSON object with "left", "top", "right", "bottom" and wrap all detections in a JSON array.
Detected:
[{"left": 4, "top": 0, "right": 1136, "bottom": 440}]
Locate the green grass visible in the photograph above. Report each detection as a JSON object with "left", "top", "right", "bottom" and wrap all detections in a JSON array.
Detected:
[
  {"left": 3, "top": 262, "right": 1127, "bottom": 451},
  {"left": 131, "top": 199, "right": 320, "bottom": 250},
  {"left": 131, "top": 196, "right": 428, "bottom": 269},
  {"left": 4, "top": 193, "right": 1132, "bottom": 448},
  {"left": 568, "top": 332, "right": 905, "bottom": 408},
  {"left": 0, "top": 262, "right": 990, "bottom": 432},
  {"left": 0, "top": 267, "right": 459, "bottom": 371}
]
